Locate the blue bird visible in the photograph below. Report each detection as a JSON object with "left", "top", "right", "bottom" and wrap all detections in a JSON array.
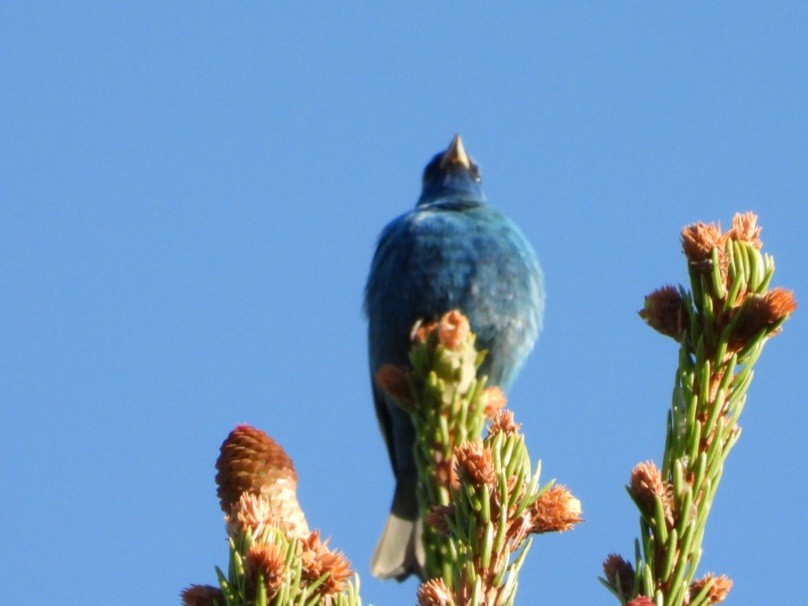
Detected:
[{"left": 364, "top": 135, "right": 545, "bottom": 580}]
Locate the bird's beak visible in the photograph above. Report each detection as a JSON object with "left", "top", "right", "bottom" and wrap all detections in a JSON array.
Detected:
[{"left": 440, "top": 134, "right": 472, "bottom": 170}]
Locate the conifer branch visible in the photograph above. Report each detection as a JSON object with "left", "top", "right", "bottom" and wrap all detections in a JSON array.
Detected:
[
  {"left": 378, "top": 311, "right": 582, "bottom": 605},
  {"left": 181, "top": 425, "right": 361, "bottom": 606},
  {"left": 602, "top": 213, "right": 796, "bottom": 606}
]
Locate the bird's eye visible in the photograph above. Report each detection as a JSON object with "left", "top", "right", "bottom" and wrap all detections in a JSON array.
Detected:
[{"left": 471, "top": 163, "right": 482, "bottom": 182}]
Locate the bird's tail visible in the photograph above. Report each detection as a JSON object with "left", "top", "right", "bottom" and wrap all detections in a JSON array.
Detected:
[{"left": 370, "top": 473, "right": 424, "bottom": 581}]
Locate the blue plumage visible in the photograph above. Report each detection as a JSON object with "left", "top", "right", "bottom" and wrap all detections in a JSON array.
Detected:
[{"left": 364, "top": 135, "right": 545, "bottom": 580}]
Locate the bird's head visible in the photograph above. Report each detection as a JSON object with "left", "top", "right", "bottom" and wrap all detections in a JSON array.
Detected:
[{"left": 417, "top": 135, "right": 485, "bottom": 207}]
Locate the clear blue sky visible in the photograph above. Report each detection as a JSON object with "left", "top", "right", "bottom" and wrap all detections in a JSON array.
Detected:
[{"left": 2, "top": 4, "right": 805, "bottom": 604}]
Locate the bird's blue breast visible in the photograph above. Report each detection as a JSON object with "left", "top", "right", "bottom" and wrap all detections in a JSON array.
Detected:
[{"left": 365, "top": 198, "right": 544, "bottom": 391}]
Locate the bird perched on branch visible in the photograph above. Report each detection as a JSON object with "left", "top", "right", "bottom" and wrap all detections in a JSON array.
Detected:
[{"left": 364, "top": 135, "right": 545, "bottom": 580}]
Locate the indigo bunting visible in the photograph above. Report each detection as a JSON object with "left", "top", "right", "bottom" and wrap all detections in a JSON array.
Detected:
[{"left": 364, "top": 135, "right": 545, "bottom": 580}]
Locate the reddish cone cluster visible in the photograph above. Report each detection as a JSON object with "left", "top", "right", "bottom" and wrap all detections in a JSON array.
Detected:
[
  {"left": 689, "top": 573, "right": 733, "bottom": 604},
  {"left": 246, "top": 542, "right": 286, "bottom": 599},
  {"left": 299, "top": 531, "right": 354, "bottom": 596},
  {"left": 488, "top": 409, "right": 520, "bottom": 436},
  {"left": 628, "top": 461, "right": 674, "bottom": 528},
  {"left": 681, "top": 221, "right": 724, "bottom": 269},
  {"left": 436, "top": 310, "right": 471, "bottom": 350},
  {"left": 417, "top": 577, "right": 456, "bottom": 606},
  {"left": 639, "top": 285, "right": 688, "bottom": 341},
  {"left": 732, "top": 288, "right": 797, "bottom": 346},
  {"left": 455, "top": 440, "right": 496, "bottom": 486},
  {"left": 602, "top": 553, "right": 635, "bottom": 601},
  {"left": 179, "top": 585, "right": 223, "bottom": 606},
  {"left": 528, "top": 485, "right": 583, "bottom": 534}
]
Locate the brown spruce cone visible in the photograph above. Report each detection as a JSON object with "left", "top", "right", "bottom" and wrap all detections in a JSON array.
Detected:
[{"left": 216, "top": 424, "right": 309, "bottom": 537}]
